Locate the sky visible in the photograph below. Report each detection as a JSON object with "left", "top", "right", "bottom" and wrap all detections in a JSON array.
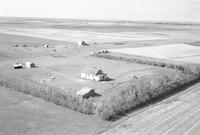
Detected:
[{"left": 0, "top": 0, "right": 200, "bottom": 22}]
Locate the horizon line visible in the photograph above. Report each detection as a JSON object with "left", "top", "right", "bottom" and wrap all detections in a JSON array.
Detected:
[{"left": 0, "top": 16, "right": 200, "bottom": 25}]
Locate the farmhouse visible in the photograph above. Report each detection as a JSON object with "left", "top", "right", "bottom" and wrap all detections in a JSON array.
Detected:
[
  {"left": 81, "top": 67, "right": 107, "bottom": 81},
  {"left": 25, "top": 62, "right": 35, "bottom": 68},
  {"left": 77, "top": 87, "right": 96, "bottom": 99}
]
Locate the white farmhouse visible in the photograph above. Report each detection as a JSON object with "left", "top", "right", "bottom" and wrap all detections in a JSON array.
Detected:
[{"left": 81, "top": 67, "right": 107, "bottom": 81}]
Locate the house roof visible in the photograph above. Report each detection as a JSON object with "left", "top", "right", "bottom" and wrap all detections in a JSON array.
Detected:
[
  {"left": 81, "top": 67, "right": 103, "bottom": 75},
  {"left": 13, "top": 63, "right": 22, "bottom": 67},
  {"left": 77, "top": 87, "right": 94, "bottom": 95},
  {"left": 26, "top": 62, "right": 34, "bottom": 64}
]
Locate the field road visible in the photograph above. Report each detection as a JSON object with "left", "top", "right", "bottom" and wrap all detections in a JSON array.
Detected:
[{"left": 101, "top": 82, "right": 200, "bottom": 135}]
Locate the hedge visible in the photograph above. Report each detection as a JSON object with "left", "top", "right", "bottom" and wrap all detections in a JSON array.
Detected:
[{"left": 95, "top": 71, "right": 198, "bottom": 120}]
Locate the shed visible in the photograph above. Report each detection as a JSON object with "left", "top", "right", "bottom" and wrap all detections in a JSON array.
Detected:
[
  {"left": 77, "top": 87, "right": 96, "bottom": 99},
  {"left": 25, "top": 62, "right": 35, "bottom": 68},
  {"left": 78, "top": 41, "right": 89, "bottom": 46},
  {"left": 44, "top": 45, "right": 49, "bottom": 48},
  {"left": 90, "top": 52, "right": 94, "bottom": 56}
]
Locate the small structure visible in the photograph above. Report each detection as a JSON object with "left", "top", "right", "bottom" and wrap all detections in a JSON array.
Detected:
[
  {"left": 78, "top": 41, "right": 89, "bottom": 46},
  {"left": 13, "top": 63, "right": 22, "bottom": 69},
  {"left": 13, "top": 44, "right": 19, "bottom": 47},
  {"left": 98, "top": 50, "right": 109, "bottom": 53},
  {"left": 81, "top": 67, "right": 107, "bottom": 81},
  {"left": 22, "top": 44, "right": 27, "bottom": 47},
  {"left": 77, "top": 87, "right": 96, "bottom": 99},
  {"left": 90, "top": 52, "right": 94, "bottom": 56},
  {"left": 44, "top": 45, "right": 49, "bottom": 48},
  {"left": 25, "top": 62, "right": 35, "bottom": 68},
  {"left": 133, "top": 75, "right": 138, "bottom": 79}
]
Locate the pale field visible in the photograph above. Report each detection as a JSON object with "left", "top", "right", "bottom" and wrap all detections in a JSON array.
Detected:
[
  {"left": 0, "top": 27, "right": 167, "bottom": 43},
  {"left": 110, "top": 43, "right": 200, "bottom": 64}
]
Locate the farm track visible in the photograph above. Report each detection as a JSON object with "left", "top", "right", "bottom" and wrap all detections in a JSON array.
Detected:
[{"left": 101, "top": 82, "right": 200, "bottom": 135}]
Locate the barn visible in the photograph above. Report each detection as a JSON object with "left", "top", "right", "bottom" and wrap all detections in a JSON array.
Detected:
[
  {"left": 76, "top": 87, "right": 96, "bottom": 99},
  {"left": 81, "top": 67, "right": 107, "bottom": 81}
]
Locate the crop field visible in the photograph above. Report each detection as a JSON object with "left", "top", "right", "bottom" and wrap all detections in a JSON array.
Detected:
[
  {"left": 109, "top": 43, "right": 200, "bottom": 64},
  {"left": 101, "top": 82, "right": 200, "bottom": 135},
  {"left": 0, "top": 27, "right": 168, "bottom": 43},
  {"left": 0, "top": 17, "right": 200, "bottom": 135}
]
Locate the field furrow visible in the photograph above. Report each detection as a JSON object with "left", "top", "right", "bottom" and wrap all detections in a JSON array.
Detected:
[{"left": 102, "top": 82, "right": 200, "bottom": 135}]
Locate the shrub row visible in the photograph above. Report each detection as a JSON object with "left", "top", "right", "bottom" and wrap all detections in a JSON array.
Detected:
[
  {"left": 0, "top": 74, "right": 96, "bottom": 114},
  {"left": 92, "top": 53, "right": 200, "bottom": 75},
  {"left": 95, "top": 71, "right": 198, "bottom": 120}
]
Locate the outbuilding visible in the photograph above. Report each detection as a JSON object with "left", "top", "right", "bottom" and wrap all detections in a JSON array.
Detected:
[
  {"left": 81, "top": 67, "right": 107, "bottom": 81},
  {"left": 13, "top": 63, "right": 23, "bottom": 69},
  {"left": 78, "top": 41, "right": 89, "bottom": 46},
  {"left": 98, "top": 50, "right": 109, "bottom": 53},
  {"left": 44, "top": 45, "right": 49, "bottom": 48},
  {"left": 25, "top": 62, "right": 35, "bottom": 68},
  {"left": 77, "top": 87, "right": 96, "bottom": 99}
]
